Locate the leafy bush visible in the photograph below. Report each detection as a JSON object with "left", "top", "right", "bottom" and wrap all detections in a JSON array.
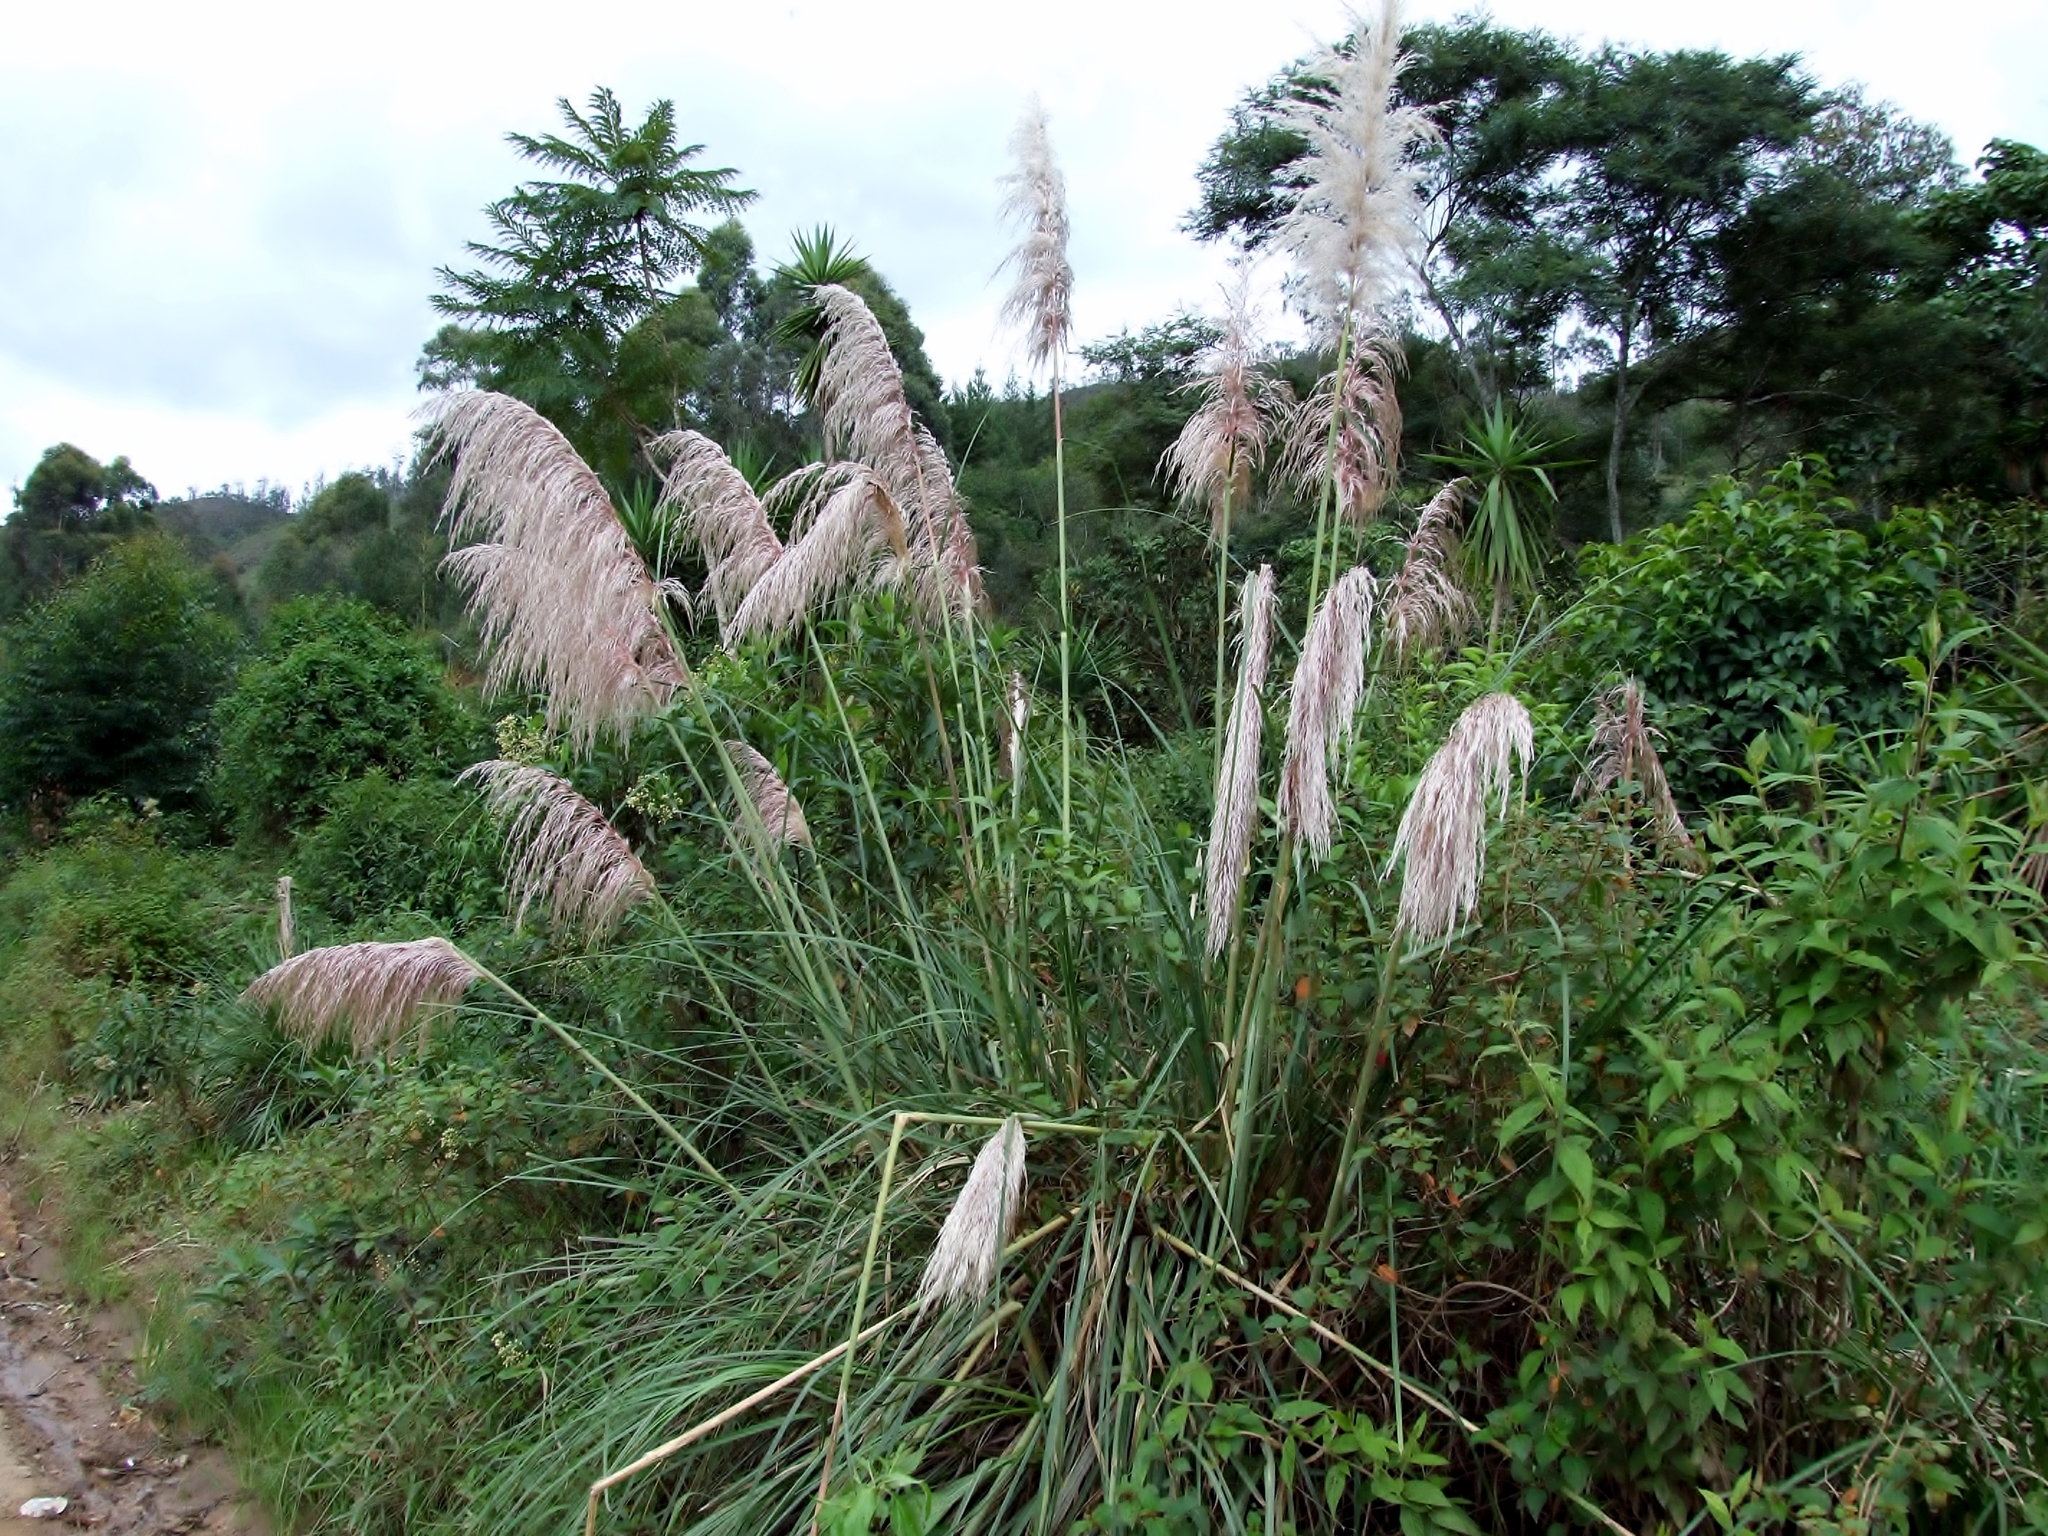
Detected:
[
  {"left": 213, "top": 597, "right": 482, "bottom": 838},
  {"left": 0, "top": 535, "right": 240, "bottom": 811},
  {"left": 1567, "top": 458, "right": 1960, "bottom": 797},
  {"left": 293, "top": 770, "right": 501, "bottom": 931}
]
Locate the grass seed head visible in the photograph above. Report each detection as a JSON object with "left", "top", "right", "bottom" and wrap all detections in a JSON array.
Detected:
[
  {"left": 1207, "top": 565, "right": 1277, "bottom": 955},
  {"left": 243, "top": 938, "right": 482, "bottom": 1057},
  {"left": 651, "top": 430, "right": 783, "bottom": 628},
  {"left": 1164, "top": 274, "right": 1283, "bottom": 542},
  {"left": 724, "top": 740, "right": 812, "bottom": 850},
  {"left": 998, "top": 100, "right": 1074, "bottom": 376},
  {"left": 917, "top": 1117, "right": 1028, "bottom": 1313},
  {"left": 1389, "top": 692, "right": 1534, "bottom": 948},
  {"left": 1279, "top": 565, "right": 1380, "bottom": 862},
  {"left": 1383, "top": 478, "right": 1476, "bottom": 664},
  {"left": 1578, "top": 679, "right": 1696, "bottom": 863},
  {"left": 461, "top": 759, "right": 655, "bottom": 940},
  {"left": 1281, "top": 337, "right": 1404, "bottom": 527}
]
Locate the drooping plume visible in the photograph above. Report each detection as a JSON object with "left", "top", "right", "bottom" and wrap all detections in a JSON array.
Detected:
[
  {"left": 651, "top": 430, "right": 783, "bottom": 628},
  {"left": 1281, "top": 337, "right": 1404, "bottom": 527},
  {"left": 1577, "top": 680, "right": 1696, "bottom": 863},
  {"left": 1164, "top": 276, "right": 1284, "bottom": 543},
  {"left": 1278, "top": 566, "right": 1380, "bottom": 862},
  {"left": 998, "top": 100, "right": 1074, "bottom": 376},
  {"left": 1277, "top": 2, "right": 1435, "bottom": 344},
  {"left": 810, "top": 284, "right": 980, "bottom": 616},
  {"left": 243, "top": 938, "right": 483, "bottom": 1057},
  {"left": 722, "top": 465, "right": 897, "bottom": 646},
  {"left": 724, "top": 740, "right": 812, "bottom": 850},
  {"left": 430, "top": 392, "right": 682, "bottom": 753},
  {"left": 917, "top": 1117, "right": 1028, "bottom": 1313},
  {"left": 1389, "top": 692, "right": 1533, "bottom": 948},
  {"left": 460, "top": 759, "right": 655, "bottom": 940},
  {"left": 1382, "top": 478, "right": 1476, "bottom": 663},
  {"left": 1206, "top": 566, "right": 1277, "bottom": 955}
]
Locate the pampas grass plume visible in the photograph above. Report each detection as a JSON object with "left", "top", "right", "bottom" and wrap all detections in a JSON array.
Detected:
[
  {"left": 998, "top": 101, "right": 1074, "bottom": 375},
  {"left": 725, "top": 740, "right": 812, "bottom": 850},
  {"left": 243, "top": 938, "right": 482, "bottom": 1056},
  {"left": 462, "top": 759, "right": 655, "bottom": 939},
  {"left": 1164, "top": 276, "right": 1280, "bottom": 542},
  {"left": 1382, "top": 478, "right": 1476, "bottom": 663},
  {"left": 917, "top": 1117, "right": 1028, "bottom": 1312},
  {"left": 1389, "top": 692, "right": 1533, "bottom": 948},
  {"left": 1278, "top": 565, "right": 1379, "bottom": 862},
  {"left": 1578, "top": 679, "right": 1696, "bottom": 863},
  {"left": 1207, "top": 566, "right": 1276, "bottom": 955}
]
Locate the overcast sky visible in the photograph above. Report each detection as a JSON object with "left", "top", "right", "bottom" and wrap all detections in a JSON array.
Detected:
[{"left": 3, "top": 0, "right": 2044, "bottom": 502}]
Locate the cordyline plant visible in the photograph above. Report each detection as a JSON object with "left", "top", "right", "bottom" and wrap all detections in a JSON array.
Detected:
[{"left": 240, "top": 10, "right": 2048, "bottom": 1533}]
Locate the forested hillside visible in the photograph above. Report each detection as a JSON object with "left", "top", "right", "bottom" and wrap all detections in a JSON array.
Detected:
[{"left": 1, "top": 12, "right": 2044, "bottom": 1535}]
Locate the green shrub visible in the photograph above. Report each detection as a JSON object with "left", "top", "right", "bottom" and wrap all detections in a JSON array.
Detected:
[
  {"left": 1566, "top": 458, "right": 1962, "bottom": 798},
  {"left": 293, "top": 770, "right": 501, "bottom": 931},
  {"left": 212, "top": 597, "right": 482, "bottom": 838},
  {"left": 0, "top": 535, "right": 240, "bottom": 811}
]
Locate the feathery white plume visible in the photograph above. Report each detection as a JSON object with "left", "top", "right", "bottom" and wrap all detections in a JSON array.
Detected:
[
  {"left": 724, "top": 740, "right": 812, "bottom": 850},
  {"left": 1389, "top": 693, "right": 1533, "bottom": 948},
  {"left": 461, "top": 759, "right": 655, "bottom": 940},
  {"left": 998, "top": 101, "right": 1074, "bottom": 376},
  {"left": 722, "top": 466, "right": 896, "bottom": 645},
  {"left": 1281, "top": 337, "right": 1404, "bottom": 527},
  {"left": 917, "top": 1117, "right": 1028, "bottom": 1313},
  {"left": 275, "top": 875, "right": 295, "bottom": 962},
  {"left": 1277, "top": 2, "right": 1435, "bottom": 344},
  {"left": 651, "top": 430, "right": 783, "bottom": 627},
  {"left": 1382, "top": 479, "right": 1476, "bottom": 663},
  {"left": 1278, "top": 566, "right": 1380, "bottom": 862},
  {"left": 429, "top": 392, "right": 682, "bottom": 753},
  {"left": 1206, "top": 566, "right": 1277, "bottom": 955},
  {"left": 1164, "top": 276, "right": 1284, "bottom": 542},
  {"left": 244, "top": 938, "right": 482, "bottom": 1056},
  {"left": 1577, "top": 680, "right": 1696, "bottom": 863}
]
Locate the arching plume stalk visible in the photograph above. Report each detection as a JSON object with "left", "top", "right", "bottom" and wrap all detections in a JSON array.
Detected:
[
  {"left": 1577, "top": 679, "right": 1695, "bottom": 863},
  {"left": 1276, "top": 2, "right": 1434, "bottom": 346},
  {"left": 429, "top": 392, "right": 682, "bottom": 753},
  {"left": 1278, "top": 566, "right": 1380, "bottom": 863},
  {"left": 243, "top": 938, "right": 483, "bottom": 1057},
  {"left": 1206, "top": 566, "right": 1277, "bottom": 957},
  {"left": 1382, "top": 478, "right": 1476, "bottom": 664},
  {"left": 650, "top": 430, "right": 782, "bottom": 627},
  {"left": 916, "top": 1118, "right": 1028, "bottom": 1313},
  {"left": 1389, "top": 692, "right": 1533, "bottom": 948},
  {"left": 999, "top": 99, "right": 1077, "bottom": 839},
  {"left": 724, "top": 740, "right": 812, "bottom": 850},
  {"left": 461, "top": 759, "right": 655, "bottom": 940}
]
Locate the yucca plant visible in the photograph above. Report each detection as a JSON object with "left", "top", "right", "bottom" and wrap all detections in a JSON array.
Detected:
[{"left": 1427, "top": 399, "right": 1575, "bottom": 644}]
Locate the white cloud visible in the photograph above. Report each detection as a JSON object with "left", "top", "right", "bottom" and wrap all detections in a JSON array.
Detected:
[{"left": 2, "top": 0, "right": 2042, "bottom": 498}]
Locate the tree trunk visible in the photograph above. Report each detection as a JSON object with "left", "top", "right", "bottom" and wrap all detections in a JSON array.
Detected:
[{"left": 1605, "top": 316, "right": 1634, "bottom": 544}]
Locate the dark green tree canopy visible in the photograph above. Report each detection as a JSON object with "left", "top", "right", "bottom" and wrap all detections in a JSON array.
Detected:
[{"left": 0, "top": 536, "right": 238, "bottom": 810}]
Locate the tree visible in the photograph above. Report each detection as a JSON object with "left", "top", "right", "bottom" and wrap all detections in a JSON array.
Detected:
[
  {"left": 4, "top": 444, "right": 159, "bottom": 616},
  {"left": 1547, "top": 49, "right": 1816, "bottom": 540},
  {"left": 0, "top": 536, "right": 238, "bottom": 811},
  {"left": 424, "top": 89, "right": 755, "bottom": 482}
]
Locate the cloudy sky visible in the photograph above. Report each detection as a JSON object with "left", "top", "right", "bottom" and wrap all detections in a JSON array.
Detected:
[{"left": 4, "top": 0, "right": 2044, "bottom": 502}]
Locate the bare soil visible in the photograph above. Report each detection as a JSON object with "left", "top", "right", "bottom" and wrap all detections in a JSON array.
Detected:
[{"left": 0, "top": 1163, "right": 265, "bottom": 1535}]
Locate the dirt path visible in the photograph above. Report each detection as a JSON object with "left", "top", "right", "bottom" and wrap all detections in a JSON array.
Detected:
[{"left": 0, "top": 1164, "right": 264, "bottom": 1535}]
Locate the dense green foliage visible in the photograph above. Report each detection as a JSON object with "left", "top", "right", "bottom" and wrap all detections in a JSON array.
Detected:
[
  {"left": 0, "top": 537, "right": 240, "bottom": 812},
  {"left": 212, "top": 597, "right": 481, "bottom": 839},
  {"left": 3, "top": 442, "right": 161, "bottom": 617}
]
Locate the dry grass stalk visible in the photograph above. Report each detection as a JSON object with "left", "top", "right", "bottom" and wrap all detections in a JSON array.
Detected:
[
  {"left": 243, "top": 938, "right": 482, "bottom": 1056},
  {"left": 1279, "top": 565, "right": 1380, "bottom": 862},
  {"left": 1389, "top": 692, "right": 1533, "bottom": 948},
  {"left": 1382, "top": 478, "right": 1476, "bottom": 663},
  {"left": 1002, "top": 670, "right": 1030, "bottom": 781},
  {"left": 998, "top": 101, "right": 1074, "bottom": 375},
  {"left": 724, "top": 740, "right": 812, "bottom": 850},
  {"left": 1577, "top": 679, "right": 1697, "bottom": 863},
  {"left": 275, "top": 875, "right": 295, "bottom": 962},
  {"left": 1281, "top": 336, "right": 1404, "bottom": 527},
  {"left": 1164, "top": 276, "right": 1284, "bottom": 542},
  {"left": 1207, "top": 566, "right": 1277, "bottom": 955},
  {"left": 429, "top": 392, "right": 682, "bottom": 753},
  {"left": 917, "top": 1117, "right": 1027, "bottom": 1312},
  {"left": 461, "top": 759, "right": 655, "bottom": 940},
  {"left": 1278, "top": 1, "right": 1435, "bottom": 344},
  {"left": 650, "top": 430, "right": 782, "bottom": 627}
]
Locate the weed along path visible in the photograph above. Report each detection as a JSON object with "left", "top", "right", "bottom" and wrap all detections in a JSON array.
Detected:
[{"left": 0, "top": 1164, "right": 264, "bottom": 1535}]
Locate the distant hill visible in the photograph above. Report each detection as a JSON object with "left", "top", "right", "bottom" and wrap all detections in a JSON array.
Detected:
[{"left": 157, "top": 495, "right": 292, "bottom": 575}]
